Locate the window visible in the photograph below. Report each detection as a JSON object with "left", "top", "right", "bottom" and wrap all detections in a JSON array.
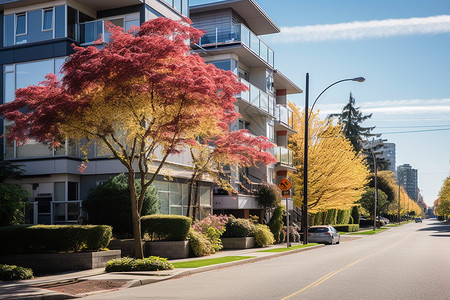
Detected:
[
  {"left": 16, "top": 13, "right": 26, "bottom": 35},
  {"left": 3, "top": 58, "right": 73, "bottom": 159},
  {"left": 42, "top": 8, "right": 53, "bottom": 31}
]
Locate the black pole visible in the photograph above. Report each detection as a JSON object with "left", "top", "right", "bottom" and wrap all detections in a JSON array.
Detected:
[
  {"left": 372, "top": 150, "right": 378, "bottom": 231},
  {"left": 303, "top": 73, "right": 309, "bottom": 245}
]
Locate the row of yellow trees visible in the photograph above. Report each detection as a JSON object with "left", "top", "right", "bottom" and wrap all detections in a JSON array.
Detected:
[
  {"left": 287, "top": 102, "right": 424, "bottom": 218},
  {"left": 435, "top": 177, "right": 450, "bottom": 218}
]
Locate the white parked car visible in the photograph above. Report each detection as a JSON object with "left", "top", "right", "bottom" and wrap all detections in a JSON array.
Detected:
[{"left": 308, "top": 225, "right": 340, "bottom": 245}]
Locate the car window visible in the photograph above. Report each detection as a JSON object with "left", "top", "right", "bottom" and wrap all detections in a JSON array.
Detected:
[{"left": 309, "top": 227, "right": 328, "bottom": 233}]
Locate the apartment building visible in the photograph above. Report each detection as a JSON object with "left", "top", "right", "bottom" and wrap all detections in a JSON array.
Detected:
[
  {"left": 397, "top": 163, "right": 418, "bottom": 201},
  {"left": 0, "top": 0, "right": 206, "bottom": 225},
  {"left": 1, "top": 0, "right": 302, "bottom": 225},
  {"left": 380, "top": 142, "right": 396, "bottom": 174},
  {"left": 190, "top": 0, "right": 302, "bottom": 219}
]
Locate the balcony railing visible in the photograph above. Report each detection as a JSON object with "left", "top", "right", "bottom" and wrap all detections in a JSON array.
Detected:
[
  {"left": 238, "top": 78, "right": 276, "bottom": 116},
  {"left": 275, "top": 104, "right": 294, "bottom": 129},
  {"left": 197, "top": 24, "right": 275, "bottom": 67},
  {"left": 79, "top": 20, "right": 105, "bottom": 45},
  {"left": 271, "top": 146, "right": 294, "bottom": 167}
]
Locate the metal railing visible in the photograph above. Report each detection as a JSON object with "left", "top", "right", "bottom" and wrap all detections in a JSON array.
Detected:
[
  {"left": 275, "top": 104, "right": 294, "bottom": 129},
  {"left": 271, "top": 146, "right": 294, "bottom": 167},
  {"left": 238, "top": 78, "right": 276, "bottom": 116},
  {"left": 31, "top": 200, "right": 82, "bottom": 224},
  {"left": 197, "top": 23, "right": 274, "bottom": 67}
]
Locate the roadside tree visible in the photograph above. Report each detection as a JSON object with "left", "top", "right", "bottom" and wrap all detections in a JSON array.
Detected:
[
  {"left": 288, "top": 103, "right": 369, "bottom": 213},
  {"left": 0, "top": 18, "right": 268, "bottom": 258}
]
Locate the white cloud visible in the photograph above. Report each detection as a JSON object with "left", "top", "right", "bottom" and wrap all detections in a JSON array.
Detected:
[
  {"left": 318, "top": 98, "right": 450, "bottom": 115},
  {"left": 269, "top": 15, "right": 450, "bottom": 43}
]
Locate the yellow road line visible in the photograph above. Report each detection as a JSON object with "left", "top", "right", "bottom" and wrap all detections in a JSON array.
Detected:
[{"left": 281, "top": 230, "right": 416, "bottom": 299}]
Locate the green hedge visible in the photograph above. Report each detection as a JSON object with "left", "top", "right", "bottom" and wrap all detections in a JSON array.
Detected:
[
  {"left": 141, "top": 214, "right": 191, "bottom": 241},
  {"left": 0, "top": 225, "right": 112, "bottom": 255},
  {"left": 333, "top": 224, "right": 359, "bottom": 232},
  {"left": 0, "top": 264, "right": 33, "bottom": 281},
  {"left": 105, "top": 257, "right": 173, "bottom": 272}
]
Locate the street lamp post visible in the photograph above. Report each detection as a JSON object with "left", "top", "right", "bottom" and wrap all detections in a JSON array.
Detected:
[{"left": 302, "top": 73, "right": 365, "bottom": 245}]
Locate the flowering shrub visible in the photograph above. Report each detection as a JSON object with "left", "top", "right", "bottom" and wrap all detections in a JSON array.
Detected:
[
  {"left": 188, "top": 229, "right": 213, "bottom": 257},
  {"left": 254, "top": 224, "right": 275, "bottom": 247},
  {"left": 281, "top": 226, "right": 301, "bottom": 243},
  {"left": 190, "top": 215, "right": 228, "bottom": 256}
]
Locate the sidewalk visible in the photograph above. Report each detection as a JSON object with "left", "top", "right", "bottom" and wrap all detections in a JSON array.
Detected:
[{"left": 0, "top": 242, "right": 329, "bottom": 299}]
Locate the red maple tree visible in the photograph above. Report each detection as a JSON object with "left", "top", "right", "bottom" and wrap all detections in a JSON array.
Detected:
[{"left": 0, "top": 18, "right": 275, "bottom": 258}]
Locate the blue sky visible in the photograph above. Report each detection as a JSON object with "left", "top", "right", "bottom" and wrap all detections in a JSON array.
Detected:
[{"left": 191, "top": 0, "right": 450, "bottom": 206}]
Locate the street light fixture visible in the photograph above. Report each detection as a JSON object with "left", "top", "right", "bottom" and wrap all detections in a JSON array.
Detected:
[{"left": 302, "top": 73, "right": 365, "bottom": 245}]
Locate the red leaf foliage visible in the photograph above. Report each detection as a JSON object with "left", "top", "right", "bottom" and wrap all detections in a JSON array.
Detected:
[{"left": 0, "top": 17, "right": 274, "bottom": 167}]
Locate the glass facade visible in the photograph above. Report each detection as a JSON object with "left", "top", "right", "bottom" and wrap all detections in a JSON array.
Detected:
[
  {"left": 3, "top": 57, "right": 73, "bottom": 159},
  {"left": 153, "top": 180, "right": 211, "bottom": 216},
  {"left": 4, "top": 7, "right": 65, "bottom": 46},
  {"left": 209, "top": 59, "right": 238, "bottom": 75},
  {"left": 162, "top": 0, "right": 189, "bottom": 17}
]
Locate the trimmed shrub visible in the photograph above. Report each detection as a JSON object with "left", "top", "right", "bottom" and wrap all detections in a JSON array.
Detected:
[
  {"left": 268, "top": 205, "right": 284, "bottom": 243},
  {"left": 141, "top": 215, "right": 191, "bottom": 241},
  {"left": 256, "top": 183, "right": 281, "bottom": 210},
  {"left": 0, "top": 225, "right": 112, "bottom": 255},
  {"left": 254, "top": 224, "right": 275, "bottom": 247},
  {"left": 325, "top": 209, "right": 337, "bottom": 225},
  {"left": 333, "top": 224, "right": 359, "bottom": 232},
  {"left": 336, "top": 209, "right": 352, "bottom": 225},
  {"left": 0, "top": 264, "right": 33, "bottom": 281},
  {"left": 188, "top": 229, "right": 213, "bottom": 257},
  {"left": 351, "top": 206, "right": 360, "bottom": 225},
  {"left": 105, "top": 257, "right": 173, "bottom": 272},
  {"left": 221, "top": 216, "right": 256, "bottom": 238},
  {"left": 83, "top": 173, "right": 159, "bottom": 238}
]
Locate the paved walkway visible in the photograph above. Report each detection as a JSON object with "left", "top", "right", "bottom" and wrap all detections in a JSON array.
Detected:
[{"left": 0, "top": 240, "right": 343, "bottom": 299}]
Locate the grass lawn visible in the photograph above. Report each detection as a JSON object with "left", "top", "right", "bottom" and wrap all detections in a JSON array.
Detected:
[
  {"left": 171, "top": 256, "right": 254, "bottom": 268},
  {"left": 257, "top": 243, "right": 319, "bottom": 253},
  {"left": 349, "top": 228, "right": 388, "bottom": 235}
]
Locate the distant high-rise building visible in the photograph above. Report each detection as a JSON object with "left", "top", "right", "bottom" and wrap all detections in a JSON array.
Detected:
[
  {"left": 397, "top": 164, "right": 418, "bottom": 201},
  {"left": 380, "top": 143, "right": 396, "bottom": 173}
]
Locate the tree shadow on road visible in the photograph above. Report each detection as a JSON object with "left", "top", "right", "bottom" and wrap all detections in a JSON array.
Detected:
[{"left": 416, "top": 221, "right": 450, "bottom": 235}]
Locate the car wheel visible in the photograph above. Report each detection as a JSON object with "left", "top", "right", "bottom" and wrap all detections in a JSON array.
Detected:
[{"left": 336, "top": 238, "right": 340, "bottom": 244}]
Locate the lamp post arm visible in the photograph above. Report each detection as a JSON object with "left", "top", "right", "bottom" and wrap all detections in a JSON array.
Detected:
[{"left": 309, "top": 78, "right": 362, "bottom": 119}]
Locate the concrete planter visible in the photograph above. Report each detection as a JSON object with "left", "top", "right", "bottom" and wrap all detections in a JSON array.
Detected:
[
  {"left": 221, "top": 237, "right": 255, "bottom": 249},
  {"left": 144, "top": 240, "right": 190, "bottom": 259},
  {"left": 108, "top": 239, "right": 137, "bottom": 257},
  {"left": 0, "top": 250, "right": 121, "bottom": 274}
]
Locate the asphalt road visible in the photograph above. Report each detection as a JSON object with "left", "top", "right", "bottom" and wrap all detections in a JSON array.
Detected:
[{"left": 86, "top": 219, "right": 450, "bottom": 300}]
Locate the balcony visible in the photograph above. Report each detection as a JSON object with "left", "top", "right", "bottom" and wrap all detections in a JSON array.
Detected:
[
  {"left": 79, "top": 20, "right": 105, "bottom": 45},
  {"left": 271, "top": 146, "right": 294, "bottom": 169},
  {"left": 275, "top": 104, "right": 294, "bottom": 130},
  {"left": 238, "top": 78, "right": 276, "bottom": 117},
  {"left": 197, "top": 24, "right": 274, "bottom": 68}
]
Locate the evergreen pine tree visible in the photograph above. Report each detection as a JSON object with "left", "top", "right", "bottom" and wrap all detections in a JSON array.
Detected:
[{"left": 328, "top": 93, "right": 376, "bottom": 153}]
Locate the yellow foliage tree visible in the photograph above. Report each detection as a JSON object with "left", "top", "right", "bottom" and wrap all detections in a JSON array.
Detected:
[
  {"left": 435, "top": 177, "right": 450, "bottom": 218},
  {"left": 288, "top": 103, "right": 370, "bottom": 213}
]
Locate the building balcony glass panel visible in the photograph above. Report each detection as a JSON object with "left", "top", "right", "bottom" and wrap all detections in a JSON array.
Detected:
[
  {"left": 275, "top": 104, "right": 294, "bottom": 129},
  {"left": 237, "top": 78, "right": 275, "bottom": 116},
  {"left": 271, "top": 146, "right": 293, "bottom": 167},
  {"left": 197, "top": 24, "right": 275, "bottom": 68},
  {"left": 79, "top": 19, "right": 105, "bottom": 44}
]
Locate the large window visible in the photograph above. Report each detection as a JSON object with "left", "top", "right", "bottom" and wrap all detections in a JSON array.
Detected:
[
  {"left": 162, "top": 0, "right": 189, "bottom": 17},
  {"left": 209, "top": 59, "right": 238, "bottom": 75},
  {"left": 153, "top": 180, "right": 211, "bottom": 216},
  {"left": 3, "top": 58, "right": 78, "bottom": 159}
]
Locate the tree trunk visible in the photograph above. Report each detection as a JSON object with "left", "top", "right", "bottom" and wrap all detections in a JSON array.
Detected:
[
  {"left": 192, "top": 180, "right": 200, "bottom": 220},
  {"left": 128, "top": 172, "right": 144, "bottom": 259},
  {"left": 186, "top": 173, "right": 196, "bottom": 218}
]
